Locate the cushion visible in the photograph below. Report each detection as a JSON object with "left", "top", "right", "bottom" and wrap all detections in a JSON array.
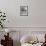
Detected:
[{"left": 20, "top": 35, "right": 37, "bottom": 43}]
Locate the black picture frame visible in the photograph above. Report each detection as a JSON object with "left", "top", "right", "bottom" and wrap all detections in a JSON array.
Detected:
[{"left": 20, "top": 6, "right": 28, "bottom": 16}]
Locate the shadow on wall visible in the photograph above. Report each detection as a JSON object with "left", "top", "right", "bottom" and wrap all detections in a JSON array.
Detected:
[{"left": 13, "top": 40, "right": 21, "bottom": 46}]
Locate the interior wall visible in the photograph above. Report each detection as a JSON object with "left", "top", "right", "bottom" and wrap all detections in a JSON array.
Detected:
[{"left": 0, "top": 0, "right": 46, "bottom": 27}]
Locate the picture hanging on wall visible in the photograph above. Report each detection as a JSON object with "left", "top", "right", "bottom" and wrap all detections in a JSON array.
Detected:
[{"left": 20, "top": 6, "right": 28, "bottom": 16}]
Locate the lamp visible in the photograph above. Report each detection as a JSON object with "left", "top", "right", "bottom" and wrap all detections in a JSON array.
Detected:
[{"left": 5, "top": 29, "right": 10, "bottom": 37}]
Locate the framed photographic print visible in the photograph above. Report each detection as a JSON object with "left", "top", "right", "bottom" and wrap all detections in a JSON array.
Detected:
[{"left": 20, "top": 6, "right": 28, "bottom": 16}]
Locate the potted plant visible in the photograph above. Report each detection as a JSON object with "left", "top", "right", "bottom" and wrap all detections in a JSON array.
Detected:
[{"left": 0, "top": 10, "right": 6, "bottom": 28}]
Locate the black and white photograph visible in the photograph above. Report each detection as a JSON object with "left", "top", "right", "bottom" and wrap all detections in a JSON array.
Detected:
[{"left": 20, "top": 6, "right": 28, "bottom": 16}]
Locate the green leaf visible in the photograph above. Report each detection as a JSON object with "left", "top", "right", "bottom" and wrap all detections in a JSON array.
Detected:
[
  {"left": 0, "top": 12, "right": 2, "bottom": 13},
  {"left": 3, "top": 16, "right": 6, "bottom": 17},
  {"left": 1, "top": 25, "right": 3, "bottom": 28},
  {"left": 4, "top": 13, "right": 5, "bottom": 15}
]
